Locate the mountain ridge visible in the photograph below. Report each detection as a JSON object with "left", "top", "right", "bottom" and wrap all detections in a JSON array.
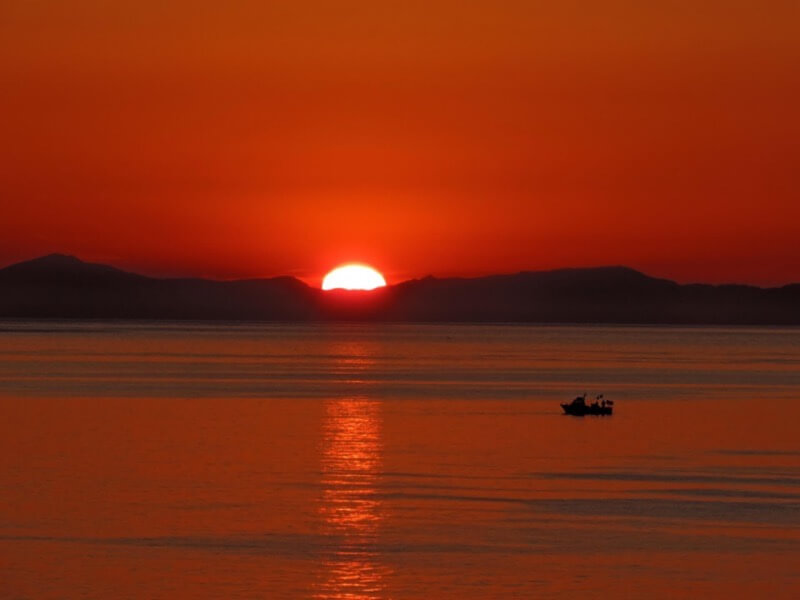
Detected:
[{"left": 0, "top": 255, "right": 797, "bottom": 324}]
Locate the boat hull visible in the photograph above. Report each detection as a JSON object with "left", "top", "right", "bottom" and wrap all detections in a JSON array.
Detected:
[{"left": 560, "top": 404, "right": 612, "bottom": 416}]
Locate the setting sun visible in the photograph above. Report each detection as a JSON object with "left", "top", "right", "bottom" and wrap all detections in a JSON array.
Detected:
[{"left": 322, "top": 264, "right": 387, "bottom": 291}]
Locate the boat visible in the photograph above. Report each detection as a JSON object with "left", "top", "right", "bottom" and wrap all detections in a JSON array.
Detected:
[{"left": 561, "top": 394, "right": 613, "bottom": 416}]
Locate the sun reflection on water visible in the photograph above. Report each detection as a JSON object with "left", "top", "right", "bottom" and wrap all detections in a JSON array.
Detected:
[{"left": 316, "top": 396, "right": 388, "bottom": 599}]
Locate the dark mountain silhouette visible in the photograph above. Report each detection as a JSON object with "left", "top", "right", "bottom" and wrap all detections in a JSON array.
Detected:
[
  {"left": 0, "top": 254, "right": 318, "bottom": 320},
  {"left": 0, "top": 254, "right": 798, "bottom": 324}
]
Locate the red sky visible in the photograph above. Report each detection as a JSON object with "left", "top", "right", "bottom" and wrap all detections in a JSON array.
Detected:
[{"left": 2, "top": 1, "right": 798, "bottom": 286}]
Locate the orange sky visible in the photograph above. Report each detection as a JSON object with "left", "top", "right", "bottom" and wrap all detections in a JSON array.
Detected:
[{"left": 1, "top": 1, "right": 798, "bottom": 286}]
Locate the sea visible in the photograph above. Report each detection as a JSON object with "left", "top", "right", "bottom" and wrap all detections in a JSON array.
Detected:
[{"left": 0, "top": 321, "right": 799, "bottom": 599}]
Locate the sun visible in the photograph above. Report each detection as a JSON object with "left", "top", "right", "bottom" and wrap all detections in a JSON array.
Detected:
[{"left": 322, "top": 264, "right": 387, "bottom": 291}]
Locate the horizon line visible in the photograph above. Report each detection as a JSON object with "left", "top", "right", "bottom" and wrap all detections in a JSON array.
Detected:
[{"left": 1, "top": 253, "right": 797, "bottom": 291}]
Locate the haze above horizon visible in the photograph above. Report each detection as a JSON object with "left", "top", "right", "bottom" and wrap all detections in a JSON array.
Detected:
[{"left": 2, "top": 1, "right": 798, "bottom": 285}]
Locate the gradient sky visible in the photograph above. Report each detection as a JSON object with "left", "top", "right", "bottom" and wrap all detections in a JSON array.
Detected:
[{"left": 2, "top": 1, "right": 798, "bottom": 286}]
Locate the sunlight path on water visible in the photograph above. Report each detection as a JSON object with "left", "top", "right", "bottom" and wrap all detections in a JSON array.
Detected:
[{"left": 316, "top": 397, "right": 388, "bottom": 599}]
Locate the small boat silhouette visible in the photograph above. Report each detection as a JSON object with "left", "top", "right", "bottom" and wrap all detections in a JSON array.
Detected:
[{"left": 561, "top": 394, "right": 613, "bottom": 416}]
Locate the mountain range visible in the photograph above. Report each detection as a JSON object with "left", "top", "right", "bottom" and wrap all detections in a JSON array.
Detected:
[{"left": 0, "top": 254, "right": 798, "bottom": 324}]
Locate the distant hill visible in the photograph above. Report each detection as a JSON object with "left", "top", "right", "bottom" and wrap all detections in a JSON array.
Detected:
[
  {"left": 0, "top": 254, "right": 318, "bottom": 320},
  {"left": 0, "top": 254, "right": 798, "bottom": 324}
]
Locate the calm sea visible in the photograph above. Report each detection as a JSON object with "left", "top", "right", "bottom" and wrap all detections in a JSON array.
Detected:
[{"left": 1, "top": 321, "right": 799, "bottom": 599}]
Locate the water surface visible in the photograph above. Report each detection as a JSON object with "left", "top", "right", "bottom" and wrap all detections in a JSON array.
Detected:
[{"left": 1, "top": 322, "right": 799, "bottom": 598}]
